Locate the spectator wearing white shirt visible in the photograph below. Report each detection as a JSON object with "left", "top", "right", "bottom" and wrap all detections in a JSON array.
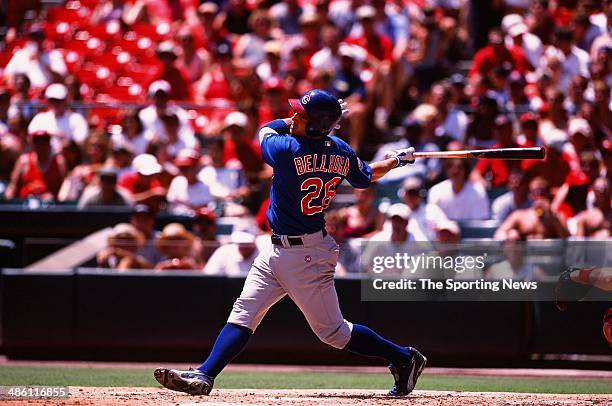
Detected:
[
  {"left": 28, "top": 84, "right": 89, "bottom": 153},
  {"left": 167, "top": 149, "right": 213, "bottom": 215},
  {"left": 428, "top": 159, "right": 490, "bottom": 221},
  {"left": 3, "top": 24, "right": 67, "bottom": 90},
  {"left": 204, "top": 229, "right": 260, "bottom": 276},
  {"left": 138, "top": 81, "right": 196, "bottom": 147},
  {"left": 502, "top": 14, "right": 542, "bottom": 69},
  {"left": 430, "top": 82, "right": 467, "bottom": 142},
  {"left": 546, "top": 28, "right": 590, "bottom": 92},
  {"left": 398, "top": 176, "right": 448, "bottom": 241},
  {"left": 111, "top": 109, "right": 152, "bottom": 156},
  {"left": 198, "top": 136, "right": 249, "bottom": 201}
]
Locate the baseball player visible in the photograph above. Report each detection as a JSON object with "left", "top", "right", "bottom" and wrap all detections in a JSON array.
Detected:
[{"left": 154, "top": 90, "right": 426, "bottom": 396}]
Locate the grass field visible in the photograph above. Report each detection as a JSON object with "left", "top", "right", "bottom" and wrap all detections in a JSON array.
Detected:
[{"left": 0, "top": 366, "right": 610, "bottom": 394}]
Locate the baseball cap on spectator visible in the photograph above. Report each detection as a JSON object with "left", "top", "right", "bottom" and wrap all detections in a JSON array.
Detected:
[
  {"left": 386, "top": 203, "right": 411, "bottom": 220},
  {"left": 437, "top": 219, "right": 461, "bottom": 236},
  {"left": 449, "top": 73, "right": 467, "bottom": 86},
  {"left": 356, "top": 5, "right": 376, "bottom": 20},
  {"left": 223, "top": 111, "right": 248, "bottom": 129},
  {"left": 264, "top": 41, "right": 282, "bottom": 56},
  {"left": 45, "top": 83, "right": 68, "bottom": 100},
  {"left": 412, "top": 104, "right": 438, "bottom": 126},
  {"left": 501, "top": 14, "right": 524, "bottom": 33},
  {"left": 299, "top": 12, "right": 320, "bottom": 26},
  {"left": 230, "top": 230, "right": 257, "bottom": 244},
  {"left": 133, "top": 153, "right": 162, "bottom": 176},
  {"left": 568, "top": 118, "right": 592, "bottom": 138},
  {"left": 174, "top": 148, "right": 200, "bottom": 167},
  {"left": 398, "top": 176, "right": 424, "bottom": 199},
  {"left": 156, "top": 41, "right": 178, "bottom": 58},
  {"left": 108, "top": 223, "right": 145, "bottom": 246},
  {"left": 508, "top": 23, "right": 528, "bottom": 38},
  {"left": 159, "top": 223, "right": 194, "bottom": 242},
  {"left": 542, "top": 129, "right": 568, "bottom": 151},
  {"left": 99, "top": 167, "right": 118, "bottom": 181},
  {"left": 148, "top": 80, "right": 172, "bottom": 97},
  {"left": 28, "top": 23, "right": 45, "bottom": 39},
  {"left": 198, "top": 1, "right": 219, "bottom": 15}
]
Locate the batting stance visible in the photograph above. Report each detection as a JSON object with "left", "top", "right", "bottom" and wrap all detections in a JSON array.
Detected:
[{"left": 155, "top": 89, "right": 426, "bottom": 396}]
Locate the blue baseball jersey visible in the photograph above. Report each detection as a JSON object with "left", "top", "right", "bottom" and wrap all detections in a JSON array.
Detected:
[{"left": 260, "top": 119, "right": 372, "bottom": 235}]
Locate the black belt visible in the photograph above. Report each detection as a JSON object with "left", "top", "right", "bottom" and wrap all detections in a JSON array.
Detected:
[{"left": 271, "top": 229, "right": 327, "bottom": 246}]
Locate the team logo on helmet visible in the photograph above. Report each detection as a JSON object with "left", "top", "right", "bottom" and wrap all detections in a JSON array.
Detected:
[{"left": 301, "top": 95, "right": 311, "bottom": 104}]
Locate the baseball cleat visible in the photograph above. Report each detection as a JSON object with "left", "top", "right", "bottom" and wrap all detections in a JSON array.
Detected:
[
  {"left": 387, "top": 347, "right": 427, "bottom": 396},
  {"left": 154, "top": 367, "right": 214, "bottom": 396}
]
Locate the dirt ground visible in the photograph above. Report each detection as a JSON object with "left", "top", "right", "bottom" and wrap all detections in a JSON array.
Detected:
[{"left": 2, "top": 387, "right": 611, "bottom": 406}]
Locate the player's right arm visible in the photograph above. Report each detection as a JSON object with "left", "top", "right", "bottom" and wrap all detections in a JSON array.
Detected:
[{"left": 370, "top": 147, "right": 416, "bottom": 182}]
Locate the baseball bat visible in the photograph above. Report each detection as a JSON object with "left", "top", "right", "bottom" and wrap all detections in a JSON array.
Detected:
[{"left": 413, "top": 147, "right": 545, "bottom": 160}]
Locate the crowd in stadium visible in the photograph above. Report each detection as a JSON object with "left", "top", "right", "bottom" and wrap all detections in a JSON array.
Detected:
[{"left": 0, "top": 0, "right": 610, "bottom": 273}]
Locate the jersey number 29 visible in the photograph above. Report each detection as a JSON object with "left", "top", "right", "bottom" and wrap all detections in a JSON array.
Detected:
[{"left": 300, "top": 177, "right": 341, "bottom": 215}]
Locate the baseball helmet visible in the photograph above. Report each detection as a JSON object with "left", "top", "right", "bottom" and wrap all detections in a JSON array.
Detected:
[{"left": 288, "top": 89, "right": 342, "bottom": 138}]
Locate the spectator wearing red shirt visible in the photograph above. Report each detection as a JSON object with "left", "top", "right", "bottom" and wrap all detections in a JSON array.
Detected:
[
  {"left": 522, "top": 141, "right": 571, "bottom": 188},
  {"left": 346, "top": 5, "right": 393, "bottom": 62},
  {"left": 469, "top": 29, "right": 531, "bottom": 80},
  {"left": 118, "top": 153, "right": 166, "bottom": 209},
  {"left": 221, "top": 111, "right": 263, "bottom": 179},
  {"left": 5, "top": 130, "right": 67, "bottom": 200},
  {"left": 152, "top": 41, "right": 192, "bottom": 101},
  {"left": 471, "top": 115, "right": 521, "bottom": 188},
  {"left": 257, "top": 78, "right": 290, "bottom": 126}
]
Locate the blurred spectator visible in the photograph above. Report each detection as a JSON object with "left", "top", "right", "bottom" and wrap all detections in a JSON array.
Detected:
[
  {"left": 517, "top": 112, "right": 540, "bottom": 147},
  {"left": 573, "top": 177, "right": 611, "bottom": 238},
  {"left": 151, "top": 112, "right": 200, "bottom": 161},
  {"left": 258, "top": 78, "right": 291, "bottom": 125},
  {"left": 428, "top": 159, "right": 490, "bottom": 221},
  {"left": 435, "top": 219, "right": 461, "bottom": 244},
  {"left": 269, "top": 0, "right": 302, "bottom": 35},
  {"left": 546, "top": 27, "right": 590, "bottom": 92},
  {"left": 152, "top": 41, "right": 192, "bottom": 101},
  {"left": 465, "top": 93, "right": 499, "bottom": 148},
  {"left": 486, "top": 241, "right": 537, "bottom": 281},
  {"left": 28, "top": 84, "right": 89, "bottom": 152},
  {"left": 167, "top": 149, "right": 213, "bottom": 215},
  {"left": 176, "top": 28, "right": 211, "bottom": 83},
  {"left": 409, "top": 7, "right": 449, "bottom": 92},
  {"left": 325, "top": 210, "right": 360, "bottom": 275},
  {"left": 5, "top": 130, "right": 67, "bottom": 200},
  {"left": 0, "top": 87, "right": 10, "bottom": 134},
  {"left": 522, "top": 141, "right": 571, "bottom": 188},
  {"left": 469, "top": 28, "right": 530, "bottom": 80},
  {"left": 106, "top": 143, "right": 134, "bottom": 179},
  {"left": 346, "top": 5, "right": 393, "bottom": 62},
  {"left": 0, "top": 117, "right": 23, "bottom": 187},
  {"left": 195, "top": 42, "right": 236, "bottom": 103},
  {"left": 565, "top": 117, "right": 597, "bottom": 171},
  {"left": 220, "top": 0, "right": 252, "bottom": 36},
  {"left": 221, "top": 111, "right": 264, "bottom": 181},
  {"left": 195, "top": 2, "right": 225, "bottom": 53},
  {"left": 7, "top": 74, "right": 37, "bottom": 123},
  {"left": 502, "top": 14, "right": 542, "bottom": 69},
  {"left": 369, "top": 203, "right": 414, "bottom": 242},
  {"left": 525, "top": 0, "right": 556, "bottom": 44},
  {"left": 191, "top": 207, "right": 220, "bottom": 266},
  {"left": 155, "top": 223, "right": 200, "bottom": 270},
  {"left": 552, "top": 149, "right": 602, "bottom": 218},
  {"left": 97, "top": 223, "right": 151, "bottom": 270},
  {"left": 139, "top": 81, "right": 195, "bottom": 145},
  {"left": 199, "top": 136, "right": 249, "bottom": 203},
  {"left": 256, "top": 41, "right": 283, "bottom": 83},
  {"left": 118, "top": 153, "right": 166, "bottom": 209},
  {"left": 430, "top": 82, "right": 468, "bottom": 142},
  {"left": 494, "top": 177, "right": 569, "bottom": 240},
  {"left": 77, "top": 168, "right": 132, "bottom": 209},
  {"left": 573, "top": 11, "right": 603, "bottom": 52},
  {"left": 373, "top": 107, "right": 442, "bottom": 184},
  {"left": 398, "top": 176, "right": 448, "bottom": 242},
  {"left": 492, "top": 169, "right": 532, "bottom": 222},
  {"left": 204, "top": 228, "right": 260, "bottom": 275},
  {"left": 564, "top": 75, "right": 589, "bottom": 115},
  {"left": 3, "top": 23, "right": 67, "bottom": 90},
  {"left": 234, "top": 9, "right": 275, "bottom": 69},
  {"left": 130, "top": 204, "right": 162, "bottom": 265},
  {"left": 471, "top": 115, "right": 521, "bottom": 188},
  {"left": 340, "top": 185, "right": 384, "bottom": 238},
  {"left": 111, "top": 109, "right": 151, "bottom": 156},
  {"left": 58, "top": 130, "right": 110, "bottom": 202}
]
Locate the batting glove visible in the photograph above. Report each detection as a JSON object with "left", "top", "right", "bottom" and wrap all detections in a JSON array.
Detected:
[{"left": 385, "top": 147, "right": 416, "bottom": 167}]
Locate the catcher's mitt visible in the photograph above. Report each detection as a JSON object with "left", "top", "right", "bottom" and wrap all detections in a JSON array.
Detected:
[{"left": 555, "top": 267, "right": 592, "bottom": 311}]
